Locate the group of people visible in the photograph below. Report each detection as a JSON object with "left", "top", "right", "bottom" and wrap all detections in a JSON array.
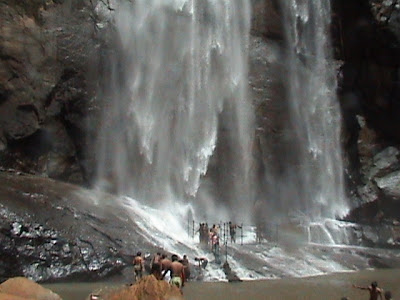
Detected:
[
  {"left": 132, "top": 251, "right": 191, "bottom": 293},
  {"left": 198, "top": 223, "right": 220, "bottom": 256},
  {"left": 198, "top": 223, "right": 210, "bottom": 245},
  {"left": 197, "top": 222, "right": 242, "bottom": 254},
  {"left": 350, "top": 281, "right": 393, "bottom": 300},
  {"left": 134, "top": 251, "right": 394, "bottom": 299}
]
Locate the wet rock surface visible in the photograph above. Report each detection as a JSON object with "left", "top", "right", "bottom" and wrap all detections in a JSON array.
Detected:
[
  {"left": 0, "top": 172, "right": 157, "bottom": 283},
  {"left": 346, "top": 144, "right": 400, "bottom": 225},
  {"left": 370, "top": 0, "right": 400, "bottom": 39},
  {"left": 333, "top": 0, "right": 400, "bottom": 208},
  {"left": 1, "top": 0, "right": 400, "bottom": 284},
  {"left": 1, "top": 171, "right": 400, "bottom": 284}
]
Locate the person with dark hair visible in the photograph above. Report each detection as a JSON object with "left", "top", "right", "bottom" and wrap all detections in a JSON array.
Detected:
[
  {"left": 384, "top": 291, "right": 393, "bottom": 300},
  {"left": 353, "top": 281, "right": 384, "bottom": 300},
  {"left": 160, "top": 253, "right": 172, "bottom": 281},
  {"left": 197, "top": 223, "right": 209, "bottom": 245},
  {"left": 161, "top": 254, "right": 185, "bottom": 292},
  {"left": 180, "top": 254, "right": 190, "bottom": 280},
  {"left": 150, "top": 252, "right": 162, "bottom": 279},
  {"left": 228, "top": 221, "right": 242, "bottom": 244},
  {"left": 133, "top": 251, "right": 144, "bottom": 282}
]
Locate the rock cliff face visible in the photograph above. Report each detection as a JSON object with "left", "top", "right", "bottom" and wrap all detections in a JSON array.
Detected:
[
  {"left": 0, "top": 0, "right": 101, "bottom": 185},
  {"left": 0, "top": 0, "right": 289, "bottom": 189},
  {"left": 248, "top": 0, "right": 400, "bottom": 225},
  {"left": 1, "top": 0, "right": 400, "bottom": 282},
  {"left": 332, "top": 0, "right": 400, "bottom": 222}
]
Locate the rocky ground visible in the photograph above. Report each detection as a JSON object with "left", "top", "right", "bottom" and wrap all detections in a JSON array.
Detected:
[
  {"left": 0, "top": 171, "right": 154, "bottom": 283},
  {"left": 1, "top": 171, "right": 400, "bottom": 283}
]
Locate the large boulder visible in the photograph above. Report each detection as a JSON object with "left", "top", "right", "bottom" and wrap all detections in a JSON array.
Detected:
[
  {"left": 0, "top": 171, "right": 158, "bottom": 283},
  {"left": 369, "top": 147, "right": 400, "bottom": 179},
  {"left": 351, "top": 145, "right": 400, "bottom": 222},
  {"left": 97, "top": 275, "right": 184, "bottom": 300},
  {"left": 375, "top": 170, "right": 400, "bottom": 198},
  {"left": 0, "top": 277, "right": 61, "bottom": 300}
]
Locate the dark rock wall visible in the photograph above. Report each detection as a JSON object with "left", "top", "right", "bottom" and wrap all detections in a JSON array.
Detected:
[
  {"left": 1, "top": 0, "right": 400, "bottom": 223},
  {"left": 0, "top": 0, "right": 102, "bottom": 185},
  {"left": 248, "top": 0, "right": 290, "bottom": 208},
  {"left": 332, "top": 0, "right": 400, "bottom": 222}
]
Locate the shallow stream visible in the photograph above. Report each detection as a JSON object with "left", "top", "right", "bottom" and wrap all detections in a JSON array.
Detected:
[{"left": 45, "top": 268, "right": 400, "bottom": 300}]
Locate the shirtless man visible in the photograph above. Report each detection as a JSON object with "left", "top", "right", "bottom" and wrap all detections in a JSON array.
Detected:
[
  {"left": 151, "top": 252, "right": 162, "bottom": 279},
  {"left": 181, "top": 254, "right": 190, "bottom": 280},
  {"left": 194, "top": 257, "right": 208, "bottom": 270},
  {"left": 229, "top": 222, "right": 242, "bottom": 244},
  {"left": 160, "top": 254, "right": 172, "bottom": 280},
  {"left": 384, "top": 291, "right": 392, "bottom": 300},
  {"left": 161, "top": 254, "right": 185, "bottom": 292},
  {"left": 133, "top": 252, "right": 144, "bottom": 282},
  {"left": 353, "top": 281, "right": 384, "bottom": 300}
]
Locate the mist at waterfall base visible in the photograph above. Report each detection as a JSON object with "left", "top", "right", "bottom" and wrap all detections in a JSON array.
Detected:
[{"left": 87, "top": 0, "right": 377, "bottom": 281}]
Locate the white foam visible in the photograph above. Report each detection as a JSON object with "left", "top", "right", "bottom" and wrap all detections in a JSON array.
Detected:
[{"left": 120, "top": 197, "right": 362, "bottom": 281}]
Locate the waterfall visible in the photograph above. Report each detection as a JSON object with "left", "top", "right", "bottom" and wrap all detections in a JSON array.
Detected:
[
  {"left": 95, "top": 0, "right": 254, "bottom": 221},
  {"left": 281, "top": 0, "right": 348, "bottom": 220}
]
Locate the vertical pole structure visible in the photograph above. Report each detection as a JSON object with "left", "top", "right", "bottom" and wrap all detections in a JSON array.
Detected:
[
  {"left": 228, "top": 223, "right": 230, "bottom": 244},
  {"left": 241, "top": 223, "right": 243, "bottom": 245},
  {"left": 188, "top": 216, "right": 190, "bottom": 238},
  {"left": 193, "top": 220, "right": 195, "bottom": 239},
  {"left": 276, "top": 223, "right": 279, "bottom": 243},
  {"left": 223, "top": 222, "right": 226, "bottom": 245},
  {"left": 225, "top": 235, "right": 228, "bottom": 263}
]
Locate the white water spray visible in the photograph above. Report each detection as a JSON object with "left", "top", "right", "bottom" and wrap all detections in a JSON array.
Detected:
[
  {"left": 87, "top": 0, "right": 388, "bottom": 281},
  {"left": 282, "top": 0, "right": 348, "bottom": 220},
  {"left": 95, "top": 0, "right": 254, "bottom": 221}
]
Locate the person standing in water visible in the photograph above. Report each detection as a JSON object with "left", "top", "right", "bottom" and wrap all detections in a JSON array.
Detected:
[
  {"left": 133, "top": 251, "right": 145, "bottom": 282},
  {"left": 180, "top": 254, "right": 190, "bottom": 280},
  {"left": 229, "top": 221, "right": 242, "bottom": 243},
  {"left": 353, "top": 281, "right": 384, "bottom": 300},
  {"left": 160, "top": 254, "right": 172, "bottom": 281},
  {"left": 161, "top": 254, "right": 185, "bottom": 293},
  {"left": 151, "top": 252, "right": 162, "bottom": 279},
  {"left": 384, "top": 291, "right": 393, "bottom": 300}
]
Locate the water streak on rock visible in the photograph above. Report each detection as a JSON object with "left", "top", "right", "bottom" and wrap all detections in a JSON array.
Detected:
[{"left": 282, "top": 0, "right": 348, "bottom": 220}]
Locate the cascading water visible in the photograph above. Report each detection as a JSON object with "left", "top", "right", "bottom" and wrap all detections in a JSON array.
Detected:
[
  {"left": 95, "top": 0, "right": 254, "bottom": 221},
  {"left": 281, "top": 0, "right": 348, "bottom": 223},
  {"left": 88, "top": 0, "right": 388, "bottom": 281}
]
